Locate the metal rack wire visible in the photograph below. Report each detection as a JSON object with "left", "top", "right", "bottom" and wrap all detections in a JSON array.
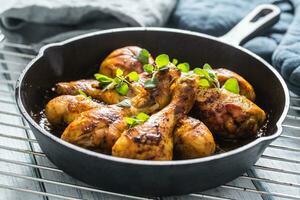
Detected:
[{"left": 0, "top": 38, "right": 299, "bottom": 200}]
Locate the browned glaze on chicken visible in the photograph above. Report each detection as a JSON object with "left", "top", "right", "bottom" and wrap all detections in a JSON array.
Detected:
[
  {"left": 112, "top": 78, "right": 196, "bottom": 160},
  {"left": 196, "top": 88, "right": 266, "bottom": 139},
  {"left": 174, "top": 116, "right": 216, "bottom": 159},
  {"left": 215, "top": 68, "right": 256, "bottom": 101},
  {"left": 131, "top": 67, "right": 180, "bottom": 113},
  {"left": 45, "top": 95, "right": 101, "bottom": 125},
  {"left": 61, "top": 106, "right": 130, "bottom": 153},
  {"left": 100, "top": 46, "right": 153, "bottom": 77}
]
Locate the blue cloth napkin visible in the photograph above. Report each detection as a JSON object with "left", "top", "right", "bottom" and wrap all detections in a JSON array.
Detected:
[{"left": 171, "top": 0, "right": 300, "bottom": 95}]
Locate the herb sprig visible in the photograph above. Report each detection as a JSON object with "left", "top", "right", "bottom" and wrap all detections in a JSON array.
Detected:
[
  {"left": 139, "top": 49, "right": 191, "bottom": 89},
  {"left": 124, "top": 112, "right": 150, "bottom": 128},
  {"left": 94, "top": 68, "right": 139, "bottom": 96},
  {"left": 193, "top": 63, "right": 240, "bottom": 94},
  {"left": 193, "top": 63, "right": 220, "bottom": 88},
  {"left": 137, "top": 49, "right": 239, "bottom": 94},
  {"left": 143, "top": 53, "right": 170, "bottom": 89}
]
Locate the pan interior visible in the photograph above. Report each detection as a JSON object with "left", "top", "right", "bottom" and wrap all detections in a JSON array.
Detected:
[{"left": 20, "top": 29, "right": 286, "bottom": 149}]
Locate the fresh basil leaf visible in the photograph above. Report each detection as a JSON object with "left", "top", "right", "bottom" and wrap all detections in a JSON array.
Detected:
[
  {"left": 127, "top": 71, "right": 139, "bottom": 82},
  {"left": 172, "top": 58, "right": 178, "bottom": 65},
  {"left": 137, "top": 49, "right": 150, "bottom": 65},
  {"left": 116, "top": 99, "right": 131, "bottom": 107},
  {"left": 143, "top": 64, "right": 154, "bottom": 73},
  {"left": 116, "top": 82, "right": 129, "bottom": 96},
  {"left": 198, "top": 78, "right": 211, "bottom": 88},
  {"left": 116, "top": 68, "right": 123, "bottom": 76},
  {"left": 136, "top": 112, "right": 149, "bottom": 122},
  {"left": 203, "top": 63, "right": 212, "bottom": 70},
  {"left": 223, "top": 78, "right": 240, "bottom": 94},
  {"left": 155, "top": 54, "right": 169, "bottom": 68},
  {"left": 177, "top": 62, "right": 190, "bottom": 73}
]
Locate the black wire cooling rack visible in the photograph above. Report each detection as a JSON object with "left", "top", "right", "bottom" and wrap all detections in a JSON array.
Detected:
[{"left": 0, "top": 37, "right": 299, "bottom": 200}]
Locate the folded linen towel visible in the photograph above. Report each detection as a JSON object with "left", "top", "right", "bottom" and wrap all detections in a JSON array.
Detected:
[
  {"left": 0, "top": 0, "right": 176, "bottom": 49},
  {"left": 171, "top": 0, "right": 300, "bottom": 95}
]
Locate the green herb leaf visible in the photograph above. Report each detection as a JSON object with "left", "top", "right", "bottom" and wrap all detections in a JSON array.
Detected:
[
  {"left": 124, "top": 117, "right": 139, "bottom": 127},
  {"left": 193, "top": 68, "right": 203, "bottom": 75},
  {"left": 127, "top": 71, "right": 139, "bottom": 82},
  {"left": 78, "top": 89, "right": 92, "bottom": 100},
  {"left": 172, "top": 58, "right": 178, "bottom": 65},
  {"left": 136, "top": 112, "right": 150, "bottom": 122},
  {"left": 177, "top": 62, "right": 190, "bottom": 73},
  {"left": 155, "top": 54, "right": 169, "bottom": 68},
  {"left": 193, "top": 68, "right": 209, "bottom": 78},
  {"left": 116, "top": 68, "right": 123, "bottom": 77},
  {"left": 116, "top": 82, "right": 129, "bottom": 96},
  {"left": 116, "top": 99, "right": 131, "bottom": 107},
  {"left": 124, "top": 112, "right": 150, "bottom": 128},
  {"left": 223, "top": 78, "right": 240, "bottom": 94},
  {"left": 143, "top": 64, "right": 154, "bottom": 74},
  {"left": 198, "top": 78, "right": 211, "bottom": 88},
  {"left": 94, "top": 73, "right": 114, "bottom": 84},
  {"left": 137, "top": 49, "right": 150, "bottom": 65},
  {"left": 203, "top": 63, "right": 212, "bottom": 70},
  {"left": 144, "top": 78, "right": 158, "bottom": 89},
  {"left": 78, "top": 89, "right": 87, "bottom": 97},
  {"left": 114, "top": 77, "right": 121, "bottom": 84}
]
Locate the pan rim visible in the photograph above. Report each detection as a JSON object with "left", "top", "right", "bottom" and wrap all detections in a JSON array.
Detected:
[{"left": 15, "top": 27, "right": 290, "bottom": 166}]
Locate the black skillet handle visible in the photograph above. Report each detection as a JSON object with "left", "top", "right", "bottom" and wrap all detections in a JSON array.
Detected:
[{"left": 219, "top": 4, "right": 280, "bottom": 46}]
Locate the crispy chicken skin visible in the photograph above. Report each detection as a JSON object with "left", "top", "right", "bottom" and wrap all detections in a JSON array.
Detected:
[
  {"left": 56, "top": 79, "right": 126, "bottom": 104},
  {"left": 215, "top": 68, "right": 256, "bottom": 101},
  {"left": 174, "top": 116, "right": 216, "bottom": 159},
  {"left": 99, "top": 46, "right": 153, "bottom": 77},
  {"left": 61, "top": 106, "right": 130, "bottom": 153},
  {"left": 45, "top": 95, "right": 101, "bottom": 125},
  {"left": 196, "top": 88, "right": 266, "bottom": 139},
  {"left": 112, "top": 78, "right": 196, "bottom": 160}
]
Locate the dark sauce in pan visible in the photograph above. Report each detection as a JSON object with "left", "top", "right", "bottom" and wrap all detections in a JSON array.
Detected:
[
  {"left": 33, "top": 90, "right": 270, "bottom": 158},
  {"left": 32, "top": 109, "right": 65, "bottom": 138}
]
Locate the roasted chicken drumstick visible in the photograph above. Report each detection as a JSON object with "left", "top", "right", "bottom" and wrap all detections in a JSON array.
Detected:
[
  {"left": 112, "top": 78, "right": 196, "bottom": 160},
  {"left": 174, "top": 116, "right": 216, "bottom": 159},
  {"left": 195, "top": 88, "right": 266, "bottom": 139}
]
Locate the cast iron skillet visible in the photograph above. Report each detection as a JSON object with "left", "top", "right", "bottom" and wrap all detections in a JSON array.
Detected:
[{"left": 15, "top": 4, "right": 289, "bottom": 196}]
